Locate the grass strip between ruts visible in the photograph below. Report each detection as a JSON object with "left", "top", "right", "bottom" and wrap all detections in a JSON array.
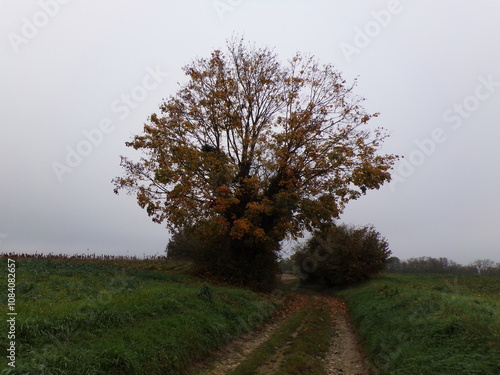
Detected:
[
  {"left": 230, "top": 307, "right": 311, "bottom": 375},
  {"left": 231, "top": 301, "right": 334, "bottom": 375},
  {"left": 277, "top": 305, "right": 333, "bottom": 375}
]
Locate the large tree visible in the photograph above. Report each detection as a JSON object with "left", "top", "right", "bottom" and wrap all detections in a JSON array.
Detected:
[{"left": 113, "top": 38, "right": 398, "bottom": 290}]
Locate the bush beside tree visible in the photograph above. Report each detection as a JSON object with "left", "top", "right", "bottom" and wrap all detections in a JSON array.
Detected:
[
  {"left": 165, "top": 226, "right": 200, "bottom": 260},
  {"left": 293, "top": 224, "right": 391, "bottom": 287}
]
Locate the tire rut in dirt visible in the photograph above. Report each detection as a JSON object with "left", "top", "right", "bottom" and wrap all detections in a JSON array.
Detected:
[
  {"left": 190, "top": 294, "right": 311, "bottom": 375},
  {"left": 253, "top": 309, "right": 313, "bottom": 374},
  {"left": 322, "top": 296, "right": 376, "bottom": 375}
]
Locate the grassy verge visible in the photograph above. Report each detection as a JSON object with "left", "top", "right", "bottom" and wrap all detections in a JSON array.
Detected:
[
  {"left": 0, "top": 258, "right": 276, "bottom": 374},
  {"left": 335, "top": 274, "right": 500, "bottom": 375}
]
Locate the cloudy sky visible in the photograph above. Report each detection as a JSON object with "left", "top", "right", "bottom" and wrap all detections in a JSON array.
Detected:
[{"left": 1, "top": 0, "right": 499, "bottom": 265}]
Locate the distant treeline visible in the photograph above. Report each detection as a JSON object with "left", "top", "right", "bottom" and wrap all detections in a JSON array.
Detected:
[{"left": 385, "top": 256, "right": 500, "bottom": 276}]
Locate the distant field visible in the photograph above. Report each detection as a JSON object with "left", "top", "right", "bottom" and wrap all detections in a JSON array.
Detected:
[
  {"left": 0, "top": 258, "right": 276, "bottom": 374},
  {"left": 336, "top": 273, "right": 500, "bottom": 375}
]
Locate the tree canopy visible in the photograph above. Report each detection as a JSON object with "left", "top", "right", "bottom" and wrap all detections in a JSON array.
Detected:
[{"left": 113, "top": 38, "right": 398, "bottom": 289}]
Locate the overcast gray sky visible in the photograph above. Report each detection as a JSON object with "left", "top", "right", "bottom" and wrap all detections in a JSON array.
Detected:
[{"left": 1, "top": 0, "right": 499, "bottom": 265}]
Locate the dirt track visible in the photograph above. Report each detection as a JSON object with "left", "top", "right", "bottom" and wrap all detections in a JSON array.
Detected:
[
  {"left": 322, "top": 295, "right": 375, "bottom": 374},
  {"left": 191, "top": 276, "right": 376, "bottom": 375}
]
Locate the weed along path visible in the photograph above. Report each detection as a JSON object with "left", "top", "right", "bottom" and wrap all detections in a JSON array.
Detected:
[{"left": 191, "top": 286, "right": 375, "bottom": 375}]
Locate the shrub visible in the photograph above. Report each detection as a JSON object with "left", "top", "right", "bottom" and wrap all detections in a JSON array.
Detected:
[
  {"left": 165, "top": 226, "right": 200, "bottom": 259},
  {"left": 192, "top": 233, "right": 280, "bottom": 292},
  {"left": 292, "top": 224, "right": 391, "bottom": 286},
  {"left": 166, "top": 221, "right": 279, "bottom": 292}
]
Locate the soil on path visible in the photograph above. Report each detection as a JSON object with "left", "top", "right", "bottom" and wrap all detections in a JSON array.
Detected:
[
  {"left": 321, "top": 294, "right": 375, "bottom": 375},
  {"left": 191, "top": 277, "right": 376, "bottom": 375},
  {"left": 191, "top": 294, "right": 312, "bottom": 375}
]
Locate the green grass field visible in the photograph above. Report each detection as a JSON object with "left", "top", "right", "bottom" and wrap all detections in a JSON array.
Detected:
[
  {"left": 3, "top": 257, "right": 499, "bottom": 375},
  {"left": 336, "top": 273, "right": 500, "bottom": 375},
  {"left": 0, "top": 258, "right": 276, "bottom": 375}
]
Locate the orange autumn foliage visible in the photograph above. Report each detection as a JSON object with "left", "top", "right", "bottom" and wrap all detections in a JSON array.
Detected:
[{"left": 113, "top": 37, "right": 399, "bottom": 290}]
